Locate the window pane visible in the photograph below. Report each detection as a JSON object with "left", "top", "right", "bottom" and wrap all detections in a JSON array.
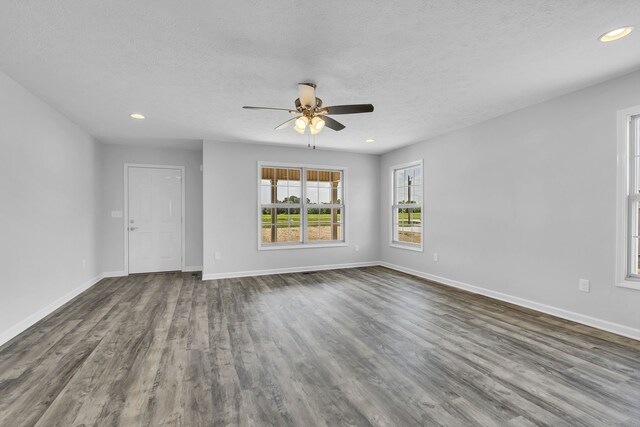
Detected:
[
  {"left": 307, "top": 224, "right": 319, "bottom": 241},
  {"left": 318, "top": 222, "right": 332, "bottom": 240},
  {"left": 288, "top": 186, "right": 301, "bottom": 203},
  {"left": 306, "top": 169, "right": 318, "bottom": 183},
  {"left": 309, "top": 169, "right": 342, "bottom": 204},
  {"left": 412, "top": 185, "right": 422, "bottom": 205},
  {"left": 413, "top": 167, "right": 422, "bottom": 187},
  {"left": 396, "top": 215, "right": 420, "bottom": 243},
  {"left": 274, "top": 168, "right": 288, "bottom": 183},
  {"left": 406, "top": 167, "right": 415, "bottom": 186},
  {"left": 306, "top": 185, "right": 319, "bottom": 204},
  {"left": 289, "top": 224, "right": 301, "bottom": 242},
  {"left": 289, "top": 207, "right": 301, "bottom": 226},
  {"left": 406, "top": 184, "right": 419, "bottom": 204},
  {"left": 633, "top": 202, "right": 640, "bottom": 275},
  {"left": 261, "top": 185, "right": 273, "bottom": 204},
  {"left": 277, "top": 185, "right": 288, "bottom": 203},
  {"left": 288, "top": 168, "right": 301, "bottom": 185},
  {"left": 261, "top": 167, "right": 275, "bottom": 182},
  {"left": 276, "top": 224, "right": 289, "bottom": 243},
  {"left": 262, "top": 209, "right": 274, "bottom": 225},
  {"left": 261, "top": 207, "right": 276, "bottom": 243},
  {"left": 319, "top": 184, "right": 331, "bottom": 204},
  {"left": 332, "top": 171, "right": 342, "bottom": 203},
  {"left": 396, "top": 186, "right": 407, "bottom": 204},
  {"left": 395, "top": 169, "right": 405, "bottom": 187},
  {"left": 331, "top": 208, "right": 341, "bottom": 224},
  {"left": 262, "top": 225, "right": 274, "bottom": 243}
]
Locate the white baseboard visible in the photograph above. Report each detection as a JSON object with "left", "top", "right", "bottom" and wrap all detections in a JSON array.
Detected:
[
  {"left": 202, "top": 261, "right": 379, "bottom": 280},
  {"left": 379, "top": 262, "right": 640, "bottom": 341},
  {"left": 102, "top": 270, "right": 127, "bottom": 278},
  {"left": 0, "top": 273, "right": 105, "bottom": 347},
  {"left": 182, "top": 266, "right": 203, "bottom": 272}
]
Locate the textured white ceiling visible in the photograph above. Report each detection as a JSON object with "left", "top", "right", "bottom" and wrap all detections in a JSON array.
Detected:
[{"left": 1, "top": 1, "right": 639, "bottom": 154}]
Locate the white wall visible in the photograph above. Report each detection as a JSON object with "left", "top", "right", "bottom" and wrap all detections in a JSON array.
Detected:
[
  {"left": 99, "top": 143, "right": 203, "bottom": 273},
  {"left": 202, "top": 141, "right": 379, "bottom": 278},
  {"left": 0, "top": 70, "right": 101, "bottom": 343},
  {"left": 380, "top": 70, "right": 640, "bottom": 336}
]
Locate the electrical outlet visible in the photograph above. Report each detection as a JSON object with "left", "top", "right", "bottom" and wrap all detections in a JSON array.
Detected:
[
  {"left": 578, "top": 279, "right": 590, "bottom": 293},
  {"left": 214, "top": 252, "right": 221, "bottom": 261},
  {"left": 433, "top": 253, "right": 439, "bottom": 262},
  {"left": 355, "top": 244, "right": 360, "bottom": 252}
]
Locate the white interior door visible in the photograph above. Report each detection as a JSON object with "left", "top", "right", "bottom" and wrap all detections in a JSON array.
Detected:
[{"left": 128, "top": 166, "right": 183, "bottom": 273}]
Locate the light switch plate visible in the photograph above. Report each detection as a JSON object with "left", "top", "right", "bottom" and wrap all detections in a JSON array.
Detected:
[
  {"left": 579, "top": 279, "right": 590, "bottom": 293},
  {"left": 111, "top": 210, "right": 123, "bottom": 218}
]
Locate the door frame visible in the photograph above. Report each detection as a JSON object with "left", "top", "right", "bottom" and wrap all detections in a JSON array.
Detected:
[{"left": 123, "top": 163, "right": 186, "bottom": 275}]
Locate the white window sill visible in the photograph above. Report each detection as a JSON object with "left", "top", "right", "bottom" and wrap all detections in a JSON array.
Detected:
[
  {"left": 616, "top": 279, "right": 640, "bottom": 291},
  {"left": 258, "top": 242, "right": 348, "bottom": 251},
  {"left": 390, "top": 242, "right": 424, "bottom": 252}
]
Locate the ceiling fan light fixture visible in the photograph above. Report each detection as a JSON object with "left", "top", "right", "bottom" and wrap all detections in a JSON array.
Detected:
[
  {"left": 311, "top": 116, "right": 325, "bottom": 131},
  {"left": 599, "top": 26, "right": 633, "bottom": 42},
  {"left": 294, "top": 125, "right": 305, "bottom": 135},
  {"left": 295, "top": 116, "right": 309, "bottom": 130}
]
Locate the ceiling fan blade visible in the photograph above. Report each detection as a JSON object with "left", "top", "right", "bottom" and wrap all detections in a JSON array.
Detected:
[
  {"left": 243, "top": 106, "right": 296, "bottom": 113},
  {"left": 322, "top": 115, "right": 346, "bottom": 131},
  {"left": 297, "top": 83, "right": 317, "bottom": 108},
  {"left": 320, "top": 104, "right": 374, "bottom": 115},
  {"left": 274, "top": 116, "right": 299, "bottom": 130}
]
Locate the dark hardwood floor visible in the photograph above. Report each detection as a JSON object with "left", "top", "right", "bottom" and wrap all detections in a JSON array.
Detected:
[{"left": 0, "top": 267, "right": 639, "bottom": 426}]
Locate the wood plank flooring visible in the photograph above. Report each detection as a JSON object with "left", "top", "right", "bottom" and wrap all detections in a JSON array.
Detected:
[{"left": 1, "top": 267, "right": 639, "bottom": 426}]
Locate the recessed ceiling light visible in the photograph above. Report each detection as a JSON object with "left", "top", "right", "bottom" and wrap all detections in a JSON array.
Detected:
[
  {"left": 130, "top": 113, "right": 145, "bottom": 120},
  {"left": 366, "top": 139, "right": 375, "bottom": 143},
  {"left": 599, "top": 26, "right": 634, "bottom": 42}
]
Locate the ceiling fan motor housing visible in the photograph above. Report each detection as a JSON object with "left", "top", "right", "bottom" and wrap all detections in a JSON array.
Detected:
[{"left": 295, "top": 97, "right": 323, "bottom": 111}]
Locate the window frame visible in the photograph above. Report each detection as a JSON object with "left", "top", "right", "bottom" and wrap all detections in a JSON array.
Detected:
[
  {"left": 389, "top": 159, "right": 424, "bottom": 252},
  {"left": 616, "top": 106, "right": 640, "bottom": 290},
  {"left": 257, "top": 161, "right": 347, "bottom": 251}
]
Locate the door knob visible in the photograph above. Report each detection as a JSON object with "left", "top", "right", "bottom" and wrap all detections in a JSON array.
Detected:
[{"left": 129, "top": 226, "right": 138, "bottom": 231}]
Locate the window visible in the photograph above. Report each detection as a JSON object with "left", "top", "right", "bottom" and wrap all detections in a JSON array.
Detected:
[
  {"left": 617, "top": 108, "right": 640, "bottom": 290},
  {"left": 619, "top": 113, "right": 640, "bottom": 288},
  {"left": 390, "top": 160, "right": 423, "bottom": 251},
  {"left": 259, "top": 163, "right": 345, "bottom": 249}
]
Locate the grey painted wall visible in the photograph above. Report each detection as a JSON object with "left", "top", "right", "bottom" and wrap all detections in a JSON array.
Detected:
[
  {"left": 380, "top": 70, "right": 640, "bottom": 331},
  {"left": 99, "top": 143, "right": 203, "bottom": 273},
  {"left": 202, "top": 141, "right": 380, "bottom": 277},
  {"left": 0, "top": 70, "right": 101, "bottom": 339}
]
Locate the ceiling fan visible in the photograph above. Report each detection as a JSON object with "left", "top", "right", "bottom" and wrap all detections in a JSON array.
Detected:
[{"left": 243, "top": 83, "right": 374, "bottom": 135}]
